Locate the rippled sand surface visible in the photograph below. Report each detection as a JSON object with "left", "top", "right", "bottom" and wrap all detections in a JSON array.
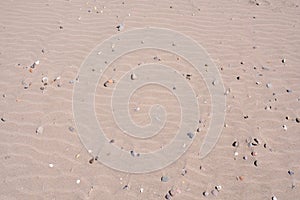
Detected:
[{"left": 1, "top": 0, "right": 299, "bottom": 199}]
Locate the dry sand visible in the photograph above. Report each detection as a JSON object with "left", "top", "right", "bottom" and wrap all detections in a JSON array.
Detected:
[{"left": 1, "top": 0, "right": 300, "bottom": 199}]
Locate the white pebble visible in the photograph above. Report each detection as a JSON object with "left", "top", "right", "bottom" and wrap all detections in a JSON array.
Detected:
[
  {"left": 283, "top": 125, "right": 287, "bottom": 131},
  {"left": 140, "top": 188, "right": 144, "bottom": 193},
  {"left": 234, "top": 151, "right": 239, "bottom": 156},
  {"left": 76, "top": 179, "right": 81, "bottom": 184},
  {"left": 131, "top": 73, "right": 137, "bottom": 80},
  {"left": 35, "top": 60, "right": 40, "bottom": 65},
  {"left": 49, "top": 163, "right": 54, "bottom": 168},
  {"left": 272, "top": 196, "right": 278, "bottom": 200},
  {"left": 36, "top": 126, "right": 44, "bottom": 134},
  {"left": 42, "top": 77, "right": 48, "bottom": 84},
  {"left": 215, "top": 185, "right": 222, "bottom": 191}
]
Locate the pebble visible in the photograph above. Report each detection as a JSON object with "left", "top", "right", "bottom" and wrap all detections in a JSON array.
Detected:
[
  {"left": 282, "top": 125, "right": 287, "bottom": 131},
  {"left": 76, "top": 179, "right": 81, "bottom": 184},
  {"left": 181, "top": 168, "right": 187, "bottom": 176},
  {"left": 1, "top": 117, "right": 6, "bottom": 122},
  {"left": 272, "top": 196, "right": 278, "bottom": 200},
  {"left": 234, "top": 151, "right": 239, "bottom": 156},
  {"left": 243, "top": 155, "right": 248, "bottom": 160},
  {"left": 130, "top": 150, "right": 140, "bottom": 157},
  {"left": 251, "top": 151, "right": 257, "bottom": 156},
  {"left": 36, "top": 126, "right": 44, "bottom": 134},
  {"left": 68, "top": 126, "right": 75, "bottom": 132},
  {"left": 211, "top": 189, "right": 218, "bottom": 196},
  {"left": 161, "top": 176, "right": 169, "bottom": 182},
  {"left": 140, "top": 188, "right": 144, "bottom": 193},
  {"left": 288, "top": 170, "right": 294, "bottom": 176},
  {"left": 116, "top": 23, "right": 124, "bottom": 31},
  {"left": 49, "top": 163, "right": 54, "bottom": 168},
  {"left": 103, "top": 79, "right": 114, "bottom": 87},
  {"left": 215, "top": 185, "right": 222, "bottom": 191},
  {"left": 203, "top": 191, "right": 209, "bottom": 197},
  {"left": 296, "top": 118, "right": 299, "bottom": 123},
  {"left": 187, "top": 132, "right": 194, "bottom": 139},
  {"left": 282, "top": 58, "right": 286, "bottom": 63},
  {"left": 232, "top": 141, "right": 239, "bottom": 147},
  {"left": 266, "top": 83, "right": 272, "bottom": 88},
  {"left": 130, "top": 73, "right": 137, "bottom": 80},
  {"left": 254, "top": 160, "right": 258, "bottom": 167},
  {"left": 42, "top": 77, "right": 48, "bottom": 85}
]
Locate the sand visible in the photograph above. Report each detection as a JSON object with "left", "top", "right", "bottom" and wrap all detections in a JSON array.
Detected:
[{"left": 1, "top": 0, "right": 300, "bottom": 199}]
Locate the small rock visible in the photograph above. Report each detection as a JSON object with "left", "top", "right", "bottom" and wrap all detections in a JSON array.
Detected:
[
  {"left": 140, "top": 188, "right": 144, "bottom": 193},
  {"left": 42, "top": 77, "right": 48, "bottom": 85},
  {"left": 68, "top": 126, "right": 75, "bottom": 132},
  {"left": 215, "top": 185, "right": 222, "bottom": 191},
  {"left": 251, "top": 151, "right": 257, "bottom": 156},
  {"left": 187, "top": 132, "right": 194, "bottom": 139},
  {"left": 232, "top": 141, "right": 239, "bottom": 147},
  {"left": 211, "top": 189, "right": 218, "bottom": 196},
  {"left": 1, "top": 117, "right": 6, "bottom": 122},
  {"left": 36, "top": 126, "right": 44, "bottom": 134},
  {"left": 181, "top": 168, "right": 187, "bottom": 176},
  {"left": 131, "top": 73, "right": 137, "bottom": 80},
  {"left": 288, "top": 170, "right": 294, "bottom": 176},
  {"left": 295, "top": 118, "right": 299, "bottom": 123},
  {"left": 203, "top": 191, "right": 209, "bottom": 197},
  {"left": 243, "top": 156, "right": 248, "bottom": 160},
  {"left": 49, "top": 163, "right": 54, "bottom": 168},
  {"left": 161, "top": 176, "right": 169, "bottom": 182},
  {"left": 282, "top": 58, "right": 286, "bottom": 63},
  {"left": 283, "top": 125, "right": 287, "bottom": 131},
  {"left": 266, "top": 83, "right": 272, "bottom": 88},
  {"left": 165, "top": 193, "right": 172, "bottom": 200},
  {"left": 168, "top": 189, "right": 176, "bottom": 197},
  {"left": 272, "top": 196, "right": 278, "bottom": 200},
  {"left": 116, "top": 23, "right": 124, "bottom": 31},
  {"left": 76, "top": 179, "right": 81, "bottom": 184},
  {"left": 234, "top": 151, "right": 239, "bottom": 156},
  {"left": 130, "top": 150, "right": 140, "bottom": 157},
  {"left": 254, "top": 160, "right": 258, "bottom": 167}
]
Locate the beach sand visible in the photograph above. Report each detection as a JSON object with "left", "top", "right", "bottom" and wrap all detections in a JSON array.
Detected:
[{"left": 0, "top": 0, "right": 300, "bottom": 199}]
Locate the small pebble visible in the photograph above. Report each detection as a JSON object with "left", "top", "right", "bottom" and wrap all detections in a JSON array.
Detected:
[
  {"left": 251, "top": 151, "right": 257, "bottom": 156},
  {"left": 116, "top": 23, "right": 124, "bottom": 31},
  {"left": 130, "top": 150, "right": 140, "bottom": 157},
  {"left": 168, "top": 189, "right": 176, "bottom": 197},
  {"left": 295, "top": 118, "right": 299, "bottom": 123},
  {"left": 243, "top": 155, "right": 248, "bottom": 160},
  {"left": 203, "top": 191, "right": 209, "bottom": 197},
  {"left": 215, "top": 185, "right": 222, "bottom": 191},
  {"left": 131, "top": 73, "right": 137, "bottom": 80},
  {"left": 266, "top": 83, "right": 272, "bottom": 88},
  {"left": 232, "top": 141, "right": 239, "bottom": 147},
  {"left": 272, "top": 196, "right": 278, "bottom": 200},
  {"left": 288, "top": 170, "right": 294, "bottom": 176},
  {"left": 140, "top": 188, "right": 144, "bottom": 193},
  {"left": 42, "top": 77, "right": 48, "bottom": 85},
  {"left": 211, "top": 189, "right": 218, "bottom": 196},
  {"left": 1, "top": 117, "right": 6, "bottom": 122},
  {"left": 161, "top": 176, "right": 169, "bottom": 182},
  {"left": 254, "top": 160, "right": 258, "bottom": 167},
  {"left": 36, "top": 126, "right": 44, "bottom": 134},
  {"left": 282, "top": 125, "right": 287, "bottom": 131},
  {"left": 187, "top": 132, "right": 194, "bottom": 139},
  {"left": 282, "top": 58, "right": 286, "bottom": 63},
  {"left": 181, "top": 168, "right": 187, "bottom": 176},
  {"left": 76, "top": 179, "right": 81, "bottom": 184},
  {"left": 49, "top": 163, "right": 54, "bottom": 168},
  {"left": 68, "top": 126, "right": 75, "bottom": 132},
  {"left": 234, "top": 151, "right": 239, "bottom": 156}
]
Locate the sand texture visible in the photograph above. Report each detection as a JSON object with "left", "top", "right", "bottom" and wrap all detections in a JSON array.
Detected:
[{"left": 0, "top": 0, "right": 300, "bottom": 199}]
